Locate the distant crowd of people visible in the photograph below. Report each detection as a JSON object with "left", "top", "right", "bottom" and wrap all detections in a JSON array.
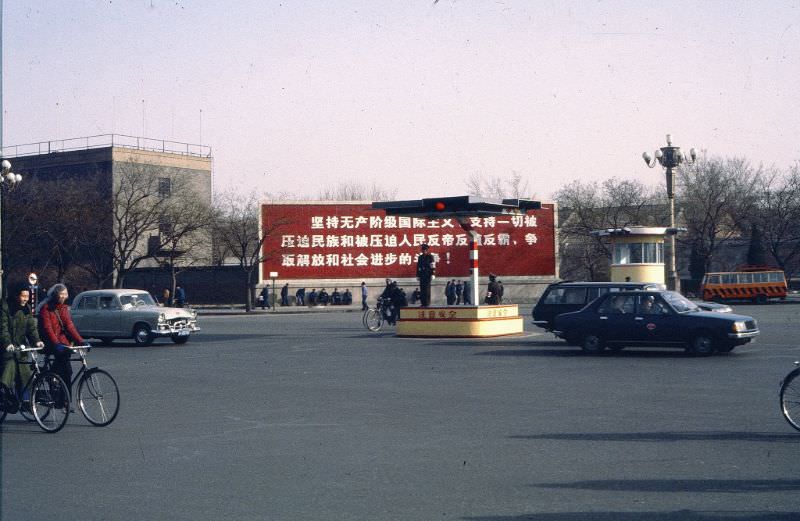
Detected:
[{"left": 257, "top": 283, "right": 353, "bottom": 310}]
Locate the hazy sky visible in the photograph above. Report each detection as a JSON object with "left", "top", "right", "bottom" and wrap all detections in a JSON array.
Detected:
[{"left": 3, "top": 1, "right": 799, "bottom": 200}]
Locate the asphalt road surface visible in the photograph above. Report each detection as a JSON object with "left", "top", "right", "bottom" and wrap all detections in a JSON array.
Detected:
[{"left": 2, "top": 303, "right": 799, "bottom": 521}]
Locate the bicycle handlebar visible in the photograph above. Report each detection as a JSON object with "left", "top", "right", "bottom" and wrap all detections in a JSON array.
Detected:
[
  {"left": 67, "top": 344, "right": 92, "bottom": 352},
  {"left": 15, "top": 345, "right": 43, "bottom": 353}
]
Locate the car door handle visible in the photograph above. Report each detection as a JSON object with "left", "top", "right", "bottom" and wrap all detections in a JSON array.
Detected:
[
  {"left": 635, "top": 317, "right": 644, "bottom": 321},
  {"left": 599, "top": 316, "right": 608, "bottom": 320}
]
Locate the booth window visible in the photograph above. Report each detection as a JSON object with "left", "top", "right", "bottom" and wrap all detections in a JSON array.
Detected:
[{"left": 613, "top": 243, "right": 663, "bottom": 264}]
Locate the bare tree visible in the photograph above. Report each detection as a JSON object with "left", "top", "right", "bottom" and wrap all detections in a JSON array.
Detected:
[
  {"left": 156, "top": 193, "right": 215, "bottom": 296},
  {"left": 678, "top": 156, "right": 761, "bottom": 281},
  {"left": 108, "top": 161, "right": 205, "bottom": 288},
  {"left": 554, "top": 178, "right": 662, "bottom": 280},
  {"left": 316, "top": 181, "right": 397, "bottom": 202},
  {"left": 212, "top": 191, "right": 289, "bottom": 311},
  {"left": 5, "top": 169, "right": 111, "bottom": 285},
  {"left": 748, "top": 162, "right": 800, "bottom": 279},
  {"left": 465, "top": 170, "right": 533, "bottom": 199}
]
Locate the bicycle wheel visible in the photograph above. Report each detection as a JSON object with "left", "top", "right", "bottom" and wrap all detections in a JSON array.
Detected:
[
  {"left": 18, "top": 375, "right": 39, "bottom": 422},
  {"left": 362, "top": 308, "right": 370, "bottom": 329},
  {"left": 365, "top": 308, "right": 383, "bottom": 332},
  {"left": 780, "top": 368, "right": 800, "bottom": 432},
  {"left": 0, "top": 383, "right": 11, "bottom": 423},
  {"left": 31, "top": 372, "right": 70, "bottom": 433},
  {"left": 78, "top": 369, "right": 120, "bottom": 426}
]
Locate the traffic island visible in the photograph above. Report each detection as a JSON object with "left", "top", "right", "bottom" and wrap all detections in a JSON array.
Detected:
[{"left": 396, "top": 304, "right": 524, "bottom": 337}]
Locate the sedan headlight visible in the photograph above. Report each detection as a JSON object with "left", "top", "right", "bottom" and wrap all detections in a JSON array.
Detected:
[
  {"left": 158, "top": 313, "right": 167, "bottom": 324},
  {"left": 732, "top": 321, "right": 748, "bottom": 333}
]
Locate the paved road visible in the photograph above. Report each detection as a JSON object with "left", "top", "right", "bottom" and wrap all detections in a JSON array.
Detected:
[{"left": 2, "top": 304, "right": 799, "bottom": 520}]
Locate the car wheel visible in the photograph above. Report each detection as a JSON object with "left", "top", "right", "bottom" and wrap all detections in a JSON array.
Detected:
[
  {"left": 689, "top": 332, "right": 715, "bottom": 356},
  {"left": 133, "top": 324, "right": 154, "bottom": 346},
  {"left": 99, "top": 337, "right": 113, "bottom": 346},
  {"left": 755, "top": 294, "right": 768, "bottom": 305},
  {"left": 171, "top": 334, "right": 190, "bottom": 344},
  {"left": 581, "top": 333, "right": 605, "bottom": 354}
]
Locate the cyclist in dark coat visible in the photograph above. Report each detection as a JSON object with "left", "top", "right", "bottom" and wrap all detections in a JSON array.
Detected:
[{"left": 1, "top": 285, "right": 43, "bottom": 389}]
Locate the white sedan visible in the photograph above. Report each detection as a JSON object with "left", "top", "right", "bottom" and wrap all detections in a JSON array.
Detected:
[{"left": 71, "top": 289, "right": 200, "bottom": 346}]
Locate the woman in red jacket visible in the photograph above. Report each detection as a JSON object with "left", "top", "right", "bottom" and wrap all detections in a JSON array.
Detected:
[{"left": 39, "top": 284, "right": 85, "bottom": 389}]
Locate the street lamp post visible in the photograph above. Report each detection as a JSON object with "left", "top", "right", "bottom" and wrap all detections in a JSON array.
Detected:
[
  {"left": 642, "top": 134, "right": 696, "bottom": 292},
  {"left": 0, "top": 158, "right": 22, "bottom": 299}
]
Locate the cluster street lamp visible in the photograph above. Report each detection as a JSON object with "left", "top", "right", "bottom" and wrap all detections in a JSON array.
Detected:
[
  {"left": 642, "top": 134, "right": 697, "bottom": 292},
  {"left": 0, "top": 159, "right": 22, "bottom": 298}
]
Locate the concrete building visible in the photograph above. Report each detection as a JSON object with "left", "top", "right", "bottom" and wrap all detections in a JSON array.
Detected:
[{"left": 2, "top": 135, "right": 213, "bottom": 287}]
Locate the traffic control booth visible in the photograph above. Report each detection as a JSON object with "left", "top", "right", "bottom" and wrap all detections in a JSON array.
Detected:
[
  {"left": 373, "top": 196, "right": 541, "bottom": 338},
  {"left": 591, "top": 226, "right": 668, "bottom": 285}
]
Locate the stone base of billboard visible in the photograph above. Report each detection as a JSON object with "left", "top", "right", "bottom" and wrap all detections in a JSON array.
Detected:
[{"left": 396, "top": 305, "right": 524, "bottom": 338}]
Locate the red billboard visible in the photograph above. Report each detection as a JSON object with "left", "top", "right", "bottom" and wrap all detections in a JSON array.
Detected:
[{"left": 260, "top": 202, "right": 556, "bottom": 281}]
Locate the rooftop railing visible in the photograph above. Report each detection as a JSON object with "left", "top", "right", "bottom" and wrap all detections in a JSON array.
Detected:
[{"left": 2, "top": 134, "right": 212, "bottom": 158}]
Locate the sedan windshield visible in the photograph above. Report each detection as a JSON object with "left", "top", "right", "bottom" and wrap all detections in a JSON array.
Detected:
[
  {"left": 661, "top": 291, "right": 700, "bottom": 313},
  {"left": 119, "top": 293, "right": 156, "bottom": 308}
]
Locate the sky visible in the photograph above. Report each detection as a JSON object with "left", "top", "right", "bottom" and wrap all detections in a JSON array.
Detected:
[{"left": 3, "top": 0, "right": 799, "bottom": 201}]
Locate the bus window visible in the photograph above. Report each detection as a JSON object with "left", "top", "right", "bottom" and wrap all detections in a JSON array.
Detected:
[
  {"left": 708, "top": 274, "right": 720, "bottom": 284},
  {"left": 738, "top": 273, "right": 753, "bottom": 284},
  {"left": 722, "top": 274, "right": 736, "bottom": 284},
  {"left": 769, "top": 272, "right": 785, "bottom": 282},
  {"left": 754, "top": 272, "right": 767, "bottom": 283}
]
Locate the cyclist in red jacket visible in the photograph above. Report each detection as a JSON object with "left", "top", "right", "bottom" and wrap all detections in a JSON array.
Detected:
[{"left": 39, "top": 284, "right": 85, "bottom": 389}]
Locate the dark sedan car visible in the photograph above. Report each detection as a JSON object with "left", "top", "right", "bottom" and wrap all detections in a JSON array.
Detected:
[{"left": 552, "top": 290, "right": 759, "bottom": 355}]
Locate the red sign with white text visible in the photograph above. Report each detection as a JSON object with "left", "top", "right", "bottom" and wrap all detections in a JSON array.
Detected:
[{"left": 260, "top": 202, "right": 556, "bottom": 281}]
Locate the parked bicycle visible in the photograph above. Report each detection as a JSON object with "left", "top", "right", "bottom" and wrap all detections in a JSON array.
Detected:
[
  {"left": 0, "top": 345, "right": 71, "bottom": 433},
  {"left": 780, "top": 360, "right": 800, "bottom": 432},
  {"left": 363, "top": 297, "right": 397, "bottom": 332},
  {"left": 45, "top": 345, "right": 120, "bottom": 427}
]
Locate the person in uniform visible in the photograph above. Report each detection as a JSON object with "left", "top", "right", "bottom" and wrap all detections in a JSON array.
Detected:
[{"left": 416, "top": 244, "right": 435, "bottom": 307}]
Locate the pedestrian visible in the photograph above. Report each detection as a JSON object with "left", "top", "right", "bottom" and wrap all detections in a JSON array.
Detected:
[
  {"left": 411, "top": 288, "right": 420, "bottom": 305},
  {"left": 485, "top": 274, "right": 502, "bottom": 305},
  {"left": 446, "top": 279, "right": 457, "bottom": 305},
  {"left": 38, "top": 284, "right": 85, "bottom": 390},
  {"left": 175, "top": 285, "right": 186, "bottom": 307},
  {"left": 361, "top": 282, "right": 369, "bottom": 310},
  {"left": 280, "top": 284, "right": 289, "bottom": 306},
  {"left": 259, "top": 286, "right": 270, "bottom": 310},
  {"left": 462, "top": 279, "right": 472, "bottom": 305},
  {"left": 295, "top": 287, "right": 305, "bottom": 306},
  {"left": 1, "top": 284, "right": 44, "bottom": 391},
  {"left": 161, "top": 288, "right": 173, "bottom": 307},
  {"left": 455, "top": 280, "right": 463, "bottom": 305},
  {"left": 416, "top": 244, "right": 435, "bottom": 307}
]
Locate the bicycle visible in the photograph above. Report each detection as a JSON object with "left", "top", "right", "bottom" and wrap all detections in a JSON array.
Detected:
[
  {"left": 45, "top": 345, "right": 120, "bottom": 427},
  {"left": 780, "top": 360, "right": 800, "bottom": 432},
  {"left": 363, "top": 297, "right": 397, "bottom": 332},
  {"left": 0, "top": 345, "right": 71, "bottom": 433}
]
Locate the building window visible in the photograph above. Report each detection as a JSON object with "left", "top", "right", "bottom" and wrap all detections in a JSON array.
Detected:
[
  {"left": 159, "top": 217, "right": 173, "bottom": 236},
  {"left": 158, "top": 177, "right": 171, "bottom": 198}
]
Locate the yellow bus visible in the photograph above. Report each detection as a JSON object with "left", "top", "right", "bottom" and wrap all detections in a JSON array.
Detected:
[{"left": 701, "top": 267, "right": 787, "bottom": 304}]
